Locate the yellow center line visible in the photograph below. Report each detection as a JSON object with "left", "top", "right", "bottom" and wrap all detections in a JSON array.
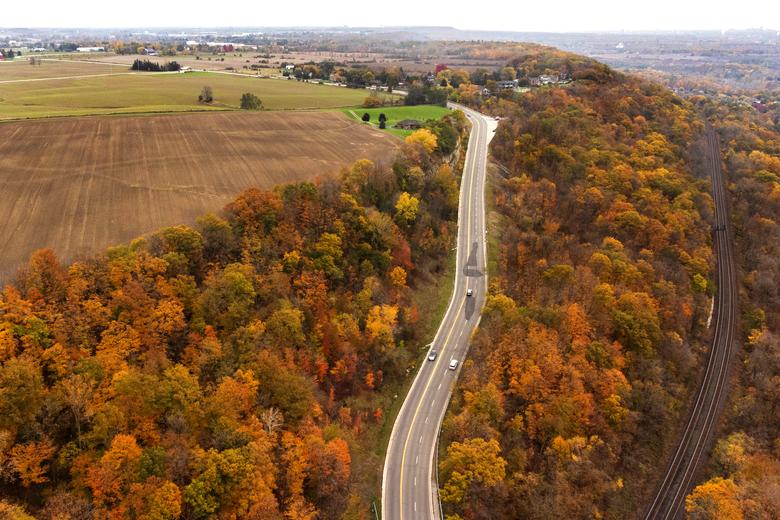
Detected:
[
  {"left": 397, "top": 296, "right": 466, "bottom": 520},
  {"left": 397, "top": 113, "right": 481, "bottom": 520}
]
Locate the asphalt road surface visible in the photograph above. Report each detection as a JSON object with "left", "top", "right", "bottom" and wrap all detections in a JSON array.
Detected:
[
  {"left": 382, "top": 103, "right": 497, "bottom": 520},
  {"left": 644, "top": 125, "right": 738, "bottom": 519}
]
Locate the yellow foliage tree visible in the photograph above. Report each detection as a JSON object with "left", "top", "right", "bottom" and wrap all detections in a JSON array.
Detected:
[
  {"left": 439, "top": 437, "right": 507, "bottom": 504},
  {"left": 0, "top": 501, "right": 35, "bottom": 520},
  {"left": 87, "top": 433, "right": 143, "bottom": 511},
  {"left": 0, "top": 323, "right": 16, "bottom": 362},
  {"left": 685, "top": 477, "right": 743, "bottom": 520},
  {"left": 125, "top": 477, "right": 182, "bottom": 520},
  {"left": 9, "top": 439, "right": 55, "bottom": 487},
  {"left": 405, "top": 128, "right": 438, "bottom": 153},
  {"left": 388, "top": 266, "right": 408, "bottom": 288},
  {"left": 394, "top": 192, "right": 420, "bottom": 225},
  {"left": 365, "top": 305, "right": 398, "bottom": 351},
  {"left": 95, "top": 321, "right": 141, "bottom": 376}
]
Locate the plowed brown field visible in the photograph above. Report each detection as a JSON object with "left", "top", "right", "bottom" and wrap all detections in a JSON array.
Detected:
[{"left": 0, "top": 111, "right": 397, "bottom": 280}]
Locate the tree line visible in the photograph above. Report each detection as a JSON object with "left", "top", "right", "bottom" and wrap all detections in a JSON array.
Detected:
[{"left": 130, "top": 59, "right": 181, "bottom": 72}]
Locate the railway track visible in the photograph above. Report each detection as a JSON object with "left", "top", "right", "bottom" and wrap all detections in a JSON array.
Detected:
[{"left": 643, "top": 125, "right": 739, "bottom": 519}]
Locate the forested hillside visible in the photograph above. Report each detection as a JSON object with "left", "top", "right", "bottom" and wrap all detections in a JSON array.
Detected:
[
  {"left": 680, "top": 97, "right": 780, "bottom": 518},
  {"left": 3, "top": 39, "right": 777, "bottom": 520},
  {"left": 439, "top": 49, "right": 718, "bottom": 518},
  {"left": 0, "top": 115, "right": 467, "bottom": 519}
]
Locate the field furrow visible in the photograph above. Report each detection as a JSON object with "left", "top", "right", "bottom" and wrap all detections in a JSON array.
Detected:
[{"left": 0, "top": 111, "right": 397, "bottom": 280}]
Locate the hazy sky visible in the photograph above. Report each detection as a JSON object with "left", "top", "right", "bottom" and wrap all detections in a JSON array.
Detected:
[{"left": 2, "top": 0, "right": 779, "bottom": 32}]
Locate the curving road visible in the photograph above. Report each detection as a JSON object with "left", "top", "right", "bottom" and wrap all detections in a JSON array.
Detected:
[
  {"left": 644, "top": 125, "right": 738, "bottom": 519},
  {"left": 382, "top": 104, "right": 497, "bottom": 520}
]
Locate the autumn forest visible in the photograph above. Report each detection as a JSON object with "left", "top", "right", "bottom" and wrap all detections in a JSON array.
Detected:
[{"left": 1, "top": 42, "right": 779, "bottom": 520}]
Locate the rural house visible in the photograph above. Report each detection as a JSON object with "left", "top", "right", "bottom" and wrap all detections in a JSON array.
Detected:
[
  {"left": 527, "top": 73, "right": 571, "bottom": 87},
  {"left": 395, "top": 119, "right": 422, "bottom": 130},
  {"left": 496, "top": 80, "right": 518, "bottom": 90}
]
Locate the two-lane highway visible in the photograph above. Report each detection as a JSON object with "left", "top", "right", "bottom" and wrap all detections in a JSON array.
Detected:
[
  {"left": 644, "top": 125, "right": 738, "bottom": 519},
  {"left": 382, "top": 104, "right": 497, "bottom": 520}
]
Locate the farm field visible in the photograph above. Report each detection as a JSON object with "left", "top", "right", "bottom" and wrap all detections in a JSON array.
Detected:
[
  {"left": 0, "top": 111, "right": 398, "bottom": 280},
  {"left": 343, "top": 104, "right": 452, "bottom": 135},
  {"left": 0, "top": 70, "right": 392, "bottom": 120},
  {"left": 0, "top": 58, "right": 127, "bottom": 80}
]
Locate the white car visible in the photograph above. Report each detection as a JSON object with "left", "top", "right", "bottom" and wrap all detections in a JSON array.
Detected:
[
  {"left": 466, "top": 288, "right": 473, "bottom": 297},
  {"left": 449, "top": 359, "right": 459, "bottom": 370},
  {"left": 428, "top": 350, "right": 437, "bottom": 361}
]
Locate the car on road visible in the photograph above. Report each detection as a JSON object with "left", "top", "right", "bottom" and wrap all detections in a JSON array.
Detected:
[
  {"left": 466, "top": 288, "right": 473, "bottom": 297},
  {"left": 428, "top": 350, "right": 437, "bottom": 361},
  {"left": 449, "top": 359, "right": 459, "bottom": 370}
]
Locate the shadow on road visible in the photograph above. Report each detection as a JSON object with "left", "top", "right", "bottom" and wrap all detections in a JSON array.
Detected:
[
  {"left": 465, "top": 296, "right": 477, "bottom": 320},
  {"left": 463, "top": 242, "right": 484, "bottom": 278},
  {"left": 463, "top": 241, "right": 483, "bottom": 320}
]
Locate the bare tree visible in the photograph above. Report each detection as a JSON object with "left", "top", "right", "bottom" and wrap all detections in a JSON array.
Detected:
[
  {"left": 199, "top": 86, "right": 214, "bottom": 103},
  {"left": 260, "top": 407, "right": 284, "bottom": 435},
  {"left": 58, "top": 375, "right": 94, "bottom": 448}
]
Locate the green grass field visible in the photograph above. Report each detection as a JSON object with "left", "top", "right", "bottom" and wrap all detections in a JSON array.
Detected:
[
  {"left": 343, "top": 105, "right": 452, "bottom": 136},
  {"left": 0, "top": 71, "right": 390, "bottom": 120}
]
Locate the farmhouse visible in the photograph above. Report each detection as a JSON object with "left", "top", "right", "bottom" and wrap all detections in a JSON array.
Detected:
[
  {"left": 527, "top": 73, "right": 571, "bottom": 87},
  {"left": 395, "top": 119, "right": 422, "bottom": 130},
  {"left": 496, "top": 80, "right": 519, "bottom": 90}
]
